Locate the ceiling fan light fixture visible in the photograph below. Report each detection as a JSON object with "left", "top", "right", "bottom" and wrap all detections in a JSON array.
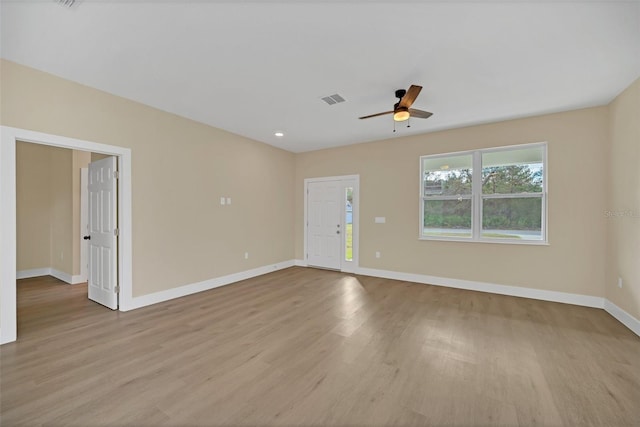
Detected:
[{"left": 393, "top": 107, "right": 410, "bottom": 122}]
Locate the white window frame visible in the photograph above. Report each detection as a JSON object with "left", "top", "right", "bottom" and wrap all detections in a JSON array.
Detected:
[{"left": 419, "top": 142, "right": 548, "bottom": 245}]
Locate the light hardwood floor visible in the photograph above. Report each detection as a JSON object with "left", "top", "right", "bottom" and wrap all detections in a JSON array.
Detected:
[{"left": 1, "top": 267, "right": 639, "bottom": 426}]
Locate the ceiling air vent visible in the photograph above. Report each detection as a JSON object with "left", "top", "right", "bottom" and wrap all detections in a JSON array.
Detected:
[
  {"left": 55, "top": 0, "right": 77, "bottom": 7},
  {"left": 321, "top": 94, "right": 346, "bottom": 105}
]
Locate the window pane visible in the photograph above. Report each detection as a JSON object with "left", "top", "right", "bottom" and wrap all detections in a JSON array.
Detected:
[
  {"left": 482, "top": 147, "right": 543, "bottom": 194},
  {"left": 423, "top": 198, "right": 472, "bottom": 238},
  {"left": 345, "top": 187, "right": 353, "bottom": 262},
  {"left": 482, "top": 197, "right": 542, "bottom": 240},
  {"left": 423, "top": 154, "right": 473, "bottom": 196}
]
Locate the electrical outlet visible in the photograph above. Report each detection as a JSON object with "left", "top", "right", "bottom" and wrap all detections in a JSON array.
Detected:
[
  {"left": 244, "top": 252, "right": 249, "bottom": 259},
  {"left": 375, "top": 251, "right": 381, "bottom": 259},
  {"left": 618, "top": 277, "right": 623, "bottom": 288}
]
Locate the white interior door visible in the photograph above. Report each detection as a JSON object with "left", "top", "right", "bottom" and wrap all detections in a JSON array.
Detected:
[
  {"left": 87, "top": 156, "right": 118, "bottom": 309},
  {"left": 307, "top": 181, "right": 342, "bottom": 269}
]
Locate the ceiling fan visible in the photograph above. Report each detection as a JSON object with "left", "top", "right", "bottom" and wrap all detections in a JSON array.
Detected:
[{"left": 359, "top": 85, "right": 433, "bottom": 123}]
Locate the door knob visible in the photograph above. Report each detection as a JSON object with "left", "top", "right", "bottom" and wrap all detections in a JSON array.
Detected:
[{"left": 83, "top": 235, "right": 91, "bottom": 240}]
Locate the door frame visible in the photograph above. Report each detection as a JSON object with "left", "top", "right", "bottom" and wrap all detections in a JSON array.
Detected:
[
  {"left": 303, "top": 175, "right": 359, "bottom": 273},
  {"left": 0, "top": 126, "right": 133, "bottom": 344},
  {"left": 80, "top": 167, "right": 88, "bottom": 283}
]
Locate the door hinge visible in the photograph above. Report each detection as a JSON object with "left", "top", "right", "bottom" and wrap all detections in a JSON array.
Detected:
[
  {"left": 114, "top": 171, "right": 120, "bottom": 179},
  {"left": 114, "top": 228, "right": 119, "bottom": 236},
  {"left": 114, "top": 285, "right": 120, "bottom": 293}
]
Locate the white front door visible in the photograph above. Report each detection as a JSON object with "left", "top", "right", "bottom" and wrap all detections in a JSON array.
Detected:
[
  {"left": 307, "top": 181, "right": 342, "bottom": 269},
  {"left": 87, "top": 156, "right": 118, "bottom": 309}
]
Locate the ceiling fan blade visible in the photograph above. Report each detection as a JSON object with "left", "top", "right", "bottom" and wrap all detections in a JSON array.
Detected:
[
  {"left": 409, "top": 108, "right": 433, "bottom": 119},
  {"left": 359, "top": 110, "right": 394, "bottom": 120},
  {"left": 399, "top": 85, "right": 422, "bottom": 108}
]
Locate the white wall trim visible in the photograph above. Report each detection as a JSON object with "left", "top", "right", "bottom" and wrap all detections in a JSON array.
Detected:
[
  {"left": 10, "top": 261, "right": 639, "bottom": 342},
  {"left": 604, "top": 299, "right": 640, "bottom": 337},
  {"left": 1, "top": 126, "right": 133, "bottom": 345},
  {"left": 16, "top": 268, "right": 51, "bottom": 280},
  {"left": 16, "top": 268, "right": 86, "bottom": 285},
  {"left": 70, "top": 275, "right": 85, "bottom": 285},
  {"left": 121, "top": 260, "right": 296, "bottom": 311},
  {"left": 352, "top": 268, "right": 639, "bottom": 337},
  {"left": 50, "top": 268, "right": 73, "bottom": 284},
  {"left": 50, "top": 269, "right": 85, "bottom": 285},
  {"left": 355, "top": 266, "right": 605, "bottom": 309}
]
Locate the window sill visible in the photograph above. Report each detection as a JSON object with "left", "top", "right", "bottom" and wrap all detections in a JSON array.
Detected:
[{"left": 419, "top": 236, "right": 549, "bottom": 246}]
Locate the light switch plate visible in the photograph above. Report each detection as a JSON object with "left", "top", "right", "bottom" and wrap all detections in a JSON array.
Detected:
[{"left": 220, "top": 197, "right": 226, "bottom": 205}]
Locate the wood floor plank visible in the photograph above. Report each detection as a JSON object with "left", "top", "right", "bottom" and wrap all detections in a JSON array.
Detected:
[{"left": 1, "top": 268, "right": 639, "bottom": 426}]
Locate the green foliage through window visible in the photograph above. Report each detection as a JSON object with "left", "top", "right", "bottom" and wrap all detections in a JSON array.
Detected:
[
  {"left": 424, "top": 169, "right": 473, "bottom": 196},
  {"left": 420, "top": 144, "right": 546, "bottom": 242},
  {"left": 482, "top": 164, "right": 542, "bottom": 194},
  {"left": 424, "top": 199, "right": 472, "bottom": 228}
]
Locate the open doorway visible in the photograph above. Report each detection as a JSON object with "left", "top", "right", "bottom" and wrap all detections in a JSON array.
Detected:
[
  {"left": 16, "top": 143, "right": 90, "bottom": 284},
  {"left": 1, "top": 126, "right": 132, "bottom": 344},
  {"left": 16, "top": 144, "right": 119, "bottom": 310}
]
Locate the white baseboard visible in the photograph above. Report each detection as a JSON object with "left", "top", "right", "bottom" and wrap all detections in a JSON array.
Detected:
[
  {"left": 0, "top": 327, "right": 10, "bottom": 346},
  {"left": 355, "top": 266, "right": 605, "bottom": 309},
  {"left": 120, "top": 260, "right": 296, "bottom": 311},
  {"left": 50, "top": 269, "right": 72, "bottom": 284},
  {"left": 15, "top": 261, "right": 639, "bottom": 339},
  {"left": 16, "top": 268, "right": 51, "bottom": 280},
  {"left": 69, "top": 275, "right": 85, "bottom": 285},
  {"left": 604, "top": 299, "right": 640, "bottom": 337},
  {"left": 350, "top": 266, "right": 639, "bottom": 337},
  {"left": 17, "top": 268, "right": 85, "bottom": 285}
]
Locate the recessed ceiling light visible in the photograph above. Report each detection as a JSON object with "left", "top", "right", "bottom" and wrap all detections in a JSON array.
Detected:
[{"left": 274, "top": 132, "right": 284, "bottom": 137}]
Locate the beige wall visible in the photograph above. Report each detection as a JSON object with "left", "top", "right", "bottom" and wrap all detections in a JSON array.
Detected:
[
  {"left": 16, "top": 142, "right": 53, "bottom": 271},
  {"left": 48, "top": 147, "right": 73, "bottom": 274},
  {"left": 72, "top": 150, "right": 91, "bottom": 275},
  {"left": 4, "top": 58, "right": 638, "bottom": 325},
  {"left": 2, "top": 59, "right": 296, "bottom": 298},
  {"left": 90, "top": 152, "right": 110, "bottom": 162},
  {"left": 606, "top": 78, "right": 640, "bottom": 319},
  {"left": 16, "top": 142, "right": 89, "bottom": 277},
  {"left": 295, "top": 107, "right": 609, "bottom": 298}
]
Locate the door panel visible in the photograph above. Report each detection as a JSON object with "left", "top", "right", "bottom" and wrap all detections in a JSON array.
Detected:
[
  {"left": 307, "top": 181, "right": 342, "bottom": 269},
  {"left": 87, "top": 156, "right": 118, "bottom": 309}
]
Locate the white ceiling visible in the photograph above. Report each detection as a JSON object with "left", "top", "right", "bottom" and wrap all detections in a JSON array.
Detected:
[{"left": 1, "top": 1, "right": 639, "bottom": 153}]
